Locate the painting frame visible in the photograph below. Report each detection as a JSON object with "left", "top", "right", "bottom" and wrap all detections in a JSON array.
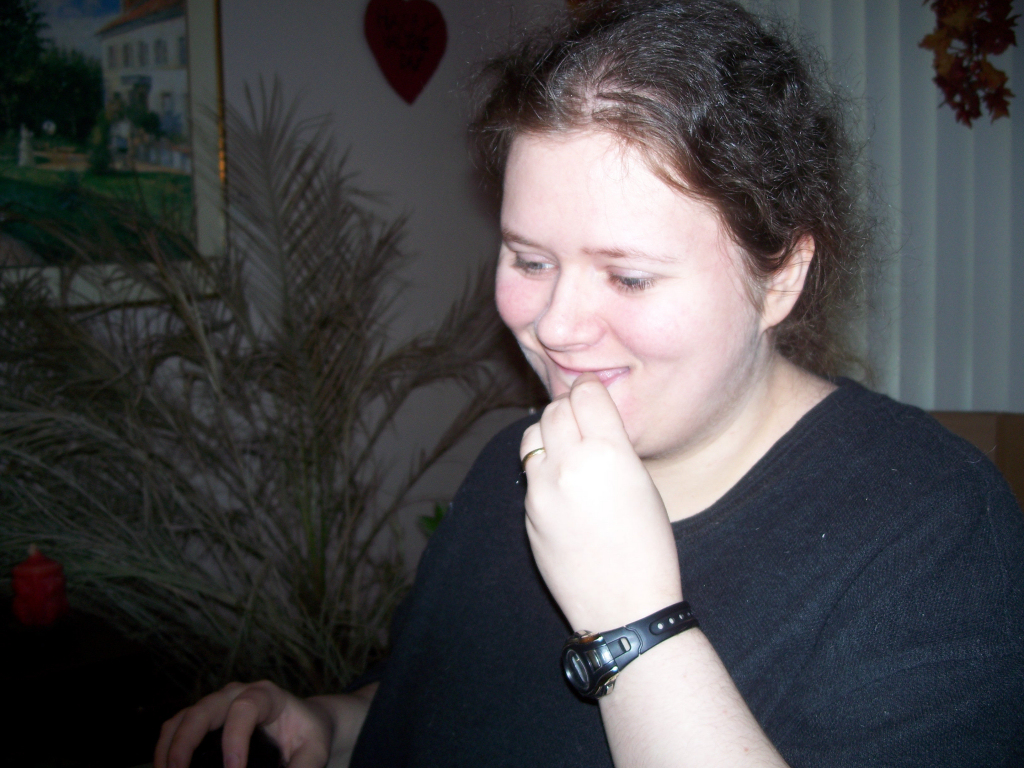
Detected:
[
  {"left": 186, "top": 0, "right": 226, "bottom": 258},
  {"left": 0, "top": 0, "right": 225, "bottom": 290}
]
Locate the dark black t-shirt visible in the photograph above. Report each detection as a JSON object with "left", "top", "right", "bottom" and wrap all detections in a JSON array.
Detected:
[{"left": 351, "top": 380, "right": 1024, "bottom": 766}]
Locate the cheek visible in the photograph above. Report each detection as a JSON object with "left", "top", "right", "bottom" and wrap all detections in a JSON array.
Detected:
[
  {"left": 494, "top": 270, "right": 544, "bottom": 332},
  {"left": 610, "top": 288, "right": 757, "bottom": 367},
  {"left": 609, "top": 299, "right": 695, "bottom": 361}
]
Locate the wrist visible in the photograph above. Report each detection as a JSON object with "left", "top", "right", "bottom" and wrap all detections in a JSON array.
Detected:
[
  {"left": 307, "top": 684, "right": 377, "bottom": 761},
  {"left": 562, "top": 601, "right": 698, "bottom": 699},
  {"left": 566, "top": 586, "right": 684, "bottom": 633}
]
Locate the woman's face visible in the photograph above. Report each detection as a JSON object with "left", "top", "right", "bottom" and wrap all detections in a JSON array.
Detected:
[{"left": 495, "top": 131, "right": 777, "bottom": 461}]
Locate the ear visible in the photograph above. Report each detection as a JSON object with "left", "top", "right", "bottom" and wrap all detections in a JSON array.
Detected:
[{"left": 760, "top": 235, "right": 814, "bottom": 332}]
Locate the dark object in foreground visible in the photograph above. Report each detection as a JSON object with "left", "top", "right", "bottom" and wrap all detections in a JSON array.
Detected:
[
  {"left": 1, "top": 603, "right": 187, "bottom": 768},
  {"left": 190, "top": 727, "right": 283, "bottom": 768}
]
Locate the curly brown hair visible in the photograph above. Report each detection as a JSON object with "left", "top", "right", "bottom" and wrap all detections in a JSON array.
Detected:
[{"left": 470, "top": 0, "right": 874, "bottom": 377}]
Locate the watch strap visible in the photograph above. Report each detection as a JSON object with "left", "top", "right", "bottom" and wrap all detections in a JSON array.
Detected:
[
  {"left": 562, "top": 601, "right": 698, "bottom": 698},
  {"left": 624, "top": 601, "right": 698, "bottom": 654}
]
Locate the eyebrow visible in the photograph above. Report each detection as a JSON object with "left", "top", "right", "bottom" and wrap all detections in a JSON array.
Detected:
[
  {"left": 500, "top": 228, "right": 546, "bottom": 252},
  {"left": 501, "top": 227, "right": 678, "bottom": 264}
]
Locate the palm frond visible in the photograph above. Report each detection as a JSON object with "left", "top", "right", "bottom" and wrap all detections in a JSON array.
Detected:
[{"left": 0, "top": 80, "right": 541, "bottom": 696}]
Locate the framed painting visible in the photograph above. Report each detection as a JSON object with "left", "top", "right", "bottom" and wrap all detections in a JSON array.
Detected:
[{"left": 0, "top": 0, "right": 225, "bottom": 270}]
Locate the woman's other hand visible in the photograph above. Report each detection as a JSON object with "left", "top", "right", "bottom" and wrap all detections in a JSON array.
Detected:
[
  {"left": 155, "top": 680, "right": 378, "bottom": 768},
  {"left": 520, "top": 373, "right": 683, "bottom": 632}
]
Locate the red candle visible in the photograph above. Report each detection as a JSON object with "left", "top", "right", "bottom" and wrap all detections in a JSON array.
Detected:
[{"left": 12, "top": 545, "right": 70, "bottom": 626}]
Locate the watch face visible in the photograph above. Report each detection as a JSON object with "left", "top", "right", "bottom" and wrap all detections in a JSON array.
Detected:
[{"left": 561, "top": 604, "right": 696, "bottom": 700}]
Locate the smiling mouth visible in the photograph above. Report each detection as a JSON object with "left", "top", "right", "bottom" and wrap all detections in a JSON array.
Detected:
[{"left": 554, "top": 364, "right": 630, "bottom": 388}]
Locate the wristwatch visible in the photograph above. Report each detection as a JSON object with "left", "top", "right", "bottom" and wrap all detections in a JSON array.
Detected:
[{"left": 561, "top": 601, "right": 698, "bottom": 699}]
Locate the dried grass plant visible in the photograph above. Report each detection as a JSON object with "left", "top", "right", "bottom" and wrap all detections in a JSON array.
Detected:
[{"left": 0, "top": 82, "right": 534, "bottom": 695}]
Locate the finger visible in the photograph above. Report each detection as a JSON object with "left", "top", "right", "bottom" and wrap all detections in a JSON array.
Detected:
[
  {"left": 221, "top": 683, "right": 283, "bottom": 768},
  {"left": 287, "top": 740, "right": 331, "bottom": 768},
  {"left": 520, "top": 422, "right": 544, "bottom": 461},
  {"left": 163, "top": 684, "right": 248, "bottom": 768},
  {"left": 538, "top": 392, "right": 582, "bottom": 451},
  {"left": 568, "top": 373, "right": 629, "bottom": 442},
  {"left": 154, "top": 709, "right": 186, "bottom": 768}
]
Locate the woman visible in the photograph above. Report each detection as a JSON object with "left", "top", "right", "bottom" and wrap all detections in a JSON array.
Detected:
[{"left": 156, "top": 2, "right": 1024, "bottom": 766}]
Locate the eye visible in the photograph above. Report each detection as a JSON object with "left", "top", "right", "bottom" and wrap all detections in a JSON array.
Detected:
[
  {"left": 512, "top": 254, "right": 554, "bottom": 275},
  {"left": 610, "top": 273, "right": 655, "bottom": 292}
]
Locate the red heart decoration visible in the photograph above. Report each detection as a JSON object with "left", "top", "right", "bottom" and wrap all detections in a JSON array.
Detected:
[{"left": 364, "top": 0, "right": 447, "bottom": 105}]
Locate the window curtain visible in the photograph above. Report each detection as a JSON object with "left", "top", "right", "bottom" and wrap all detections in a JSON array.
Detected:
[{"left": 745, "top": 0, "right": 1023, "bottom": 411}]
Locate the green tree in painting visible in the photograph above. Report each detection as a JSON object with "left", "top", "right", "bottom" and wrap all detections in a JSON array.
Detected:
[
  {"left": 28, "top": 47, "right": 104, "bottom": 144},
  {"left": 1, "top": 0, "right": 103, "bottom": 147},
  {"left": 0, "top": 0, "right": 46, "bottom": 135}
]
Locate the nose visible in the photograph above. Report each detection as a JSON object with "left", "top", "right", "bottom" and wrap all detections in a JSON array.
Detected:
[{"left": 534, "top": 269, "right": 604, "bottom": 351}]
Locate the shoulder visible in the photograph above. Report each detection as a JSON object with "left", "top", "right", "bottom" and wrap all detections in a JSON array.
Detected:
[
  {"left": 816, "top": 378, "right": 982, "bottom": 457},
  {"left": 397, "top": 412, "right": 542, "bottom": 629},
  {"left": 739, "top": 382, "right": 1024, "bottom": 763},
  {"left": 811, "top": 379, "right": 1021, "bottom": 568},
  {"left": 801, "top": 379, "right": 1017, "bottom": 510},
  {"left": 711, "top": 378, "right": 1024, "bottom": 653},
  {"left": 724, "top": 378, "right": 1020, "bottom": 541},
  {"left": 417, "top": 412, "right": 539, "bottom": 557},
  {"left": 452, "top": 412, "right": 541, "bottom": 502},
  {"left": 796, "top": 380, "right": 1024, "bottom": 648}
]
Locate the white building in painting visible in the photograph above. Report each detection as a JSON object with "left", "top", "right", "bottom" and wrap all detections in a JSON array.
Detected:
[{"left": 97, "top": 0, "right": 189, "bottom": 141}]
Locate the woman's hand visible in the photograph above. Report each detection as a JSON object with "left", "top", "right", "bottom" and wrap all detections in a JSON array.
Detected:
[
  {"left": 522, "top": 375, "right": 788, "bottom": 767},
  {"left": 155, "top": 680, "right": 378, "bottom": 768},
  {"left": 520, "top": 373, "right": 682, "bottom": 632}
]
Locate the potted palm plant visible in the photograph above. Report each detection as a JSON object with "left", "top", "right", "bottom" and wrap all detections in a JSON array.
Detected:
[{"left": 0, "top": 81, "right": 537, "bottom": 696}]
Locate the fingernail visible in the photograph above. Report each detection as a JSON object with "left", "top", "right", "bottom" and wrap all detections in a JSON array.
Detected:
[{"left": 224, "top": 752, "right": 240, "bottom": 768}]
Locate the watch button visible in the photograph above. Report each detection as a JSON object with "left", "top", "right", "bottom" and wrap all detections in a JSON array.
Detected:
[{"left": 567, "top": 649, "right": 589, "bottom": 686}]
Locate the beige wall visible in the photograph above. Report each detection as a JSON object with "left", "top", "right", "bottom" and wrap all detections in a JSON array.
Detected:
[{"left": 218, "top": 0, "right": 562, "bottom": 558}]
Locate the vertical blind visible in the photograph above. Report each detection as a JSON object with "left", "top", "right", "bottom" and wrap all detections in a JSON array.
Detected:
[{"left": 746, "top": 0, "right": 1023, "bottom": 412}]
